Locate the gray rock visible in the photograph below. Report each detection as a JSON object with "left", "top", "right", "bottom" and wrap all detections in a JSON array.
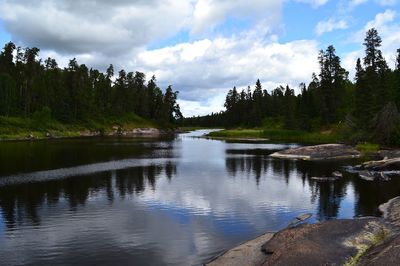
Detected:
[
  {"left": 362, "top": 158, "right": 400, "bottom": 171},
  {"left": 379, "top": 196, "right": 400, "bottom": 227},
  {"left": 377, "top": 150, "right": 400, "bottom": 159},
  {"left": 379, "top": 172, "right": 391, "bottom": 181},
  {"left": 311, "top": 176, "right": 338, "bottom": 182},
  {"left": 270, "top": 144, "right": 360, "bottom": 161},
  {"left": 359, "top": 171, "right": 376, "bottom": 181},
  {"left": 288, "top": 213, "right": 313, "bottom": 227},
  {"left": 332, "top": 171, "right": 343, "bottom": 178},
  {"left": 260, "top": 219, "right": 392, "bottom": 266}
]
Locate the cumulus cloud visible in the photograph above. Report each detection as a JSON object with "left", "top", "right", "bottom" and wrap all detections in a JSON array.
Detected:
[
  {"left": 355, "top": 9, "right": 399, "bottom": 56},
  {"left": 294, "top": 0, "right": 329, "bottom": 8},
  {"left": 351, "top": 0, "right": 368, "bottom": 5},
  {"left": 376, "top": 0, "right": 398, "bottom": 6},
  {"left": 365, "top": 9, "right": 396, "bottom": 28},
  {"left": 348, "top": 0, "right": 368, "bottom": 9},
  {"left": 135, "top": 32, "right": 320, "bottom": 116},
  {"left": 343, "top": 9, "right": 400, "bottom": 79},
  {"left": 0, "top": 0, "right": 193, "bottom": 55},
  {"left": 348, "top": 0, "right": 398, "bottom": 8},
  {"left": 191, "top": 0, "right": 282, "bottom": 35},
  {"left": 315, "top": 18, "right": 348, "bottom": 36}
]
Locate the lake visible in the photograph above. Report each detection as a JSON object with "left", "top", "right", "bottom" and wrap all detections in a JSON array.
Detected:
[{"left": 0, "top": 130, "right": 399, "bottom": 265}]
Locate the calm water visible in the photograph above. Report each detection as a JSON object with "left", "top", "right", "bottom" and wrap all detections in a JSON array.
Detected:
[{"left": 1, "top": 130, "right": 400, "bottom": 266}]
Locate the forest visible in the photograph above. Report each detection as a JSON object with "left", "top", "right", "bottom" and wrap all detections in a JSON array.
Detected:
[
  {"left": 0, "top": 42, "right": 183, "bottom": 136},
  {"left": 184, "top": 28, "right": 400, "bottom": 146}
]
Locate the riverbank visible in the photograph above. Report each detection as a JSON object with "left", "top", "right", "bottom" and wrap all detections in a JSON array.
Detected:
[
  {"left": 207, "top": 128, "right": 341, "bottom": 144},
  {"left": 206, "top": 197, "right": 400, "bottom": 266},
  {"left": 207, "top": 128, "right": 385, "bottom": 156},
  {"left": 0, "top": 114, "right": 172, "bottom": 141}
]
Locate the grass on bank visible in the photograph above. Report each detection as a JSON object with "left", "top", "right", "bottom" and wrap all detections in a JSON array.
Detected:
[
  {"left": 207, "top": 129, "right": 263, "bottom": 138},
  {"left": 208, "top": 128, "right": 341, "bottom": 144},
  {"left": 178, "top": 126, "right": 220, "bottom": 132},
  {"left": 356, "top": 143, "right": 380, "bottom": 157},
  {"left": 0, "top": 112, "right": 160, "bottom": 140},
  {"left": 343, "top": 227, "right": 391, "bottom": 266}
]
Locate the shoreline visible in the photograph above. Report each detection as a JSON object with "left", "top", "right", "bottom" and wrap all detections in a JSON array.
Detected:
[
  {"left": 202, "top": 136, "right": 270, "bottom": 142},
  {"left": 206, "top": 197, "right": 400, "bottom": 266},
  {"left": 0, "top": 127, "right": 176, "bottom": 142},
  {"left": 205, "top": 232, "right": 274, "bottom": 266}
]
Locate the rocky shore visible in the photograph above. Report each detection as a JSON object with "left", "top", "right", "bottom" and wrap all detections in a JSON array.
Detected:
[
  {"left": 80, "top": 127, "right": 167, "bottom": 138},
  {"left": 269, "top": 144, "right": 361, "bottom": 160},
  {"left": 3, "top": 127, "right": 171, "bottom": 141},
  {"left": 206, "top": 197, "right": 400, "bottom": 266}
]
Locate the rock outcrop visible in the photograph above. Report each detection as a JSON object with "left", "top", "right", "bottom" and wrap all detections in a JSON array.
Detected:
[
  {"left": 377, "top": 149, "right": 400, "bottom": 159},
  {"left": 361, "top": 157, "right": 400, "bottom": 171},
  {"left": 379, "top": 196, "right": 400, "bottom": 227},
  {"left": 311, "top": 176, "right": 340, "bottom": 182},
  {"left": 270, "top": 144, "right": 360, "bottom": 160},
  {"left": 205, "top": 196, "right": 400, "bottom": 266},
  {"left": 260, "top": 219, "right": 392, "bottom": 266},
  {"left": 205, "top": 233, "right": 274, "bottom": 266}
]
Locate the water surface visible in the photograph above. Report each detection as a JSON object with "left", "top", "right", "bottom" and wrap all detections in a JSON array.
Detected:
[{"left": 1, "top": 130, "right": 400, "bottom": 265}]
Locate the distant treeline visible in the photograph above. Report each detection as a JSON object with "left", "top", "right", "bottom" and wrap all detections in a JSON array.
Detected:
[
  {"left": 184, "top": 28, "right": 400, "bottom": 145},
  {"left": 0, "top": 43, "right": 182, "bottom": 125}
]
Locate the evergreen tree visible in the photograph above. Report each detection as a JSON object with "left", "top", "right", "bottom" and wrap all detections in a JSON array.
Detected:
[
  {"left": 363, "top": 28, "right": 387, "bottom": 72},
  {"left": 317, "top": 45, "right": 348, "bottom": 124},
  {"left": 0, "top": 42, "right": 183, "bottom": 126},
  {"left": 355, "top": 28, "right": 389, "bottom": 127},
  {"left": 252, "top": 79, "right": 263, "bottom": 126}
]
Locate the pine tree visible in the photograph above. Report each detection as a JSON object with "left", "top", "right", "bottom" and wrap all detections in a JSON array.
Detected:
[
  {"left": 363, "top": 28, "right": 387, "bottom": 72},
  {"left": 252, "top": 79, "right": 263, "bottom": 126},
  {"left": 317, "top": 45, "right": 348, "bottom": 124}
]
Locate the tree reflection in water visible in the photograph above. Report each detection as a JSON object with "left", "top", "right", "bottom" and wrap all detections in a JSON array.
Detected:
[
  {"left": 0, "top": 162, "right": 177, "bottom": 228},
  {"left": 225, "top": 153, "right": 400, "bottom": 220}
]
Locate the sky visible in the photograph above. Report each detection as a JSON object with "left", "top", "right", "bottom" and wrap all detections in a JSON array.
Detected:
[{"left": 0, "top": 0, "right": 399, "bottom": 117}]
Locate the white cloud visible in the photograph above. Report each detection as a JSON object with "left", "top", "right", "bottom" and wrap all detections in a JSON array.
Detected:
[
  {"left": 352, "top": 0, "right": 368, "bottom": 4},
  {"left": 135, "top": 32, "right": 320, "bottom": 116},
  {"left": 345, "top": 0, "right": 397, "bottom": 11},
  {"left": 190, "top": 0, "right": 282, "bottom": 35},
  {"left": 294, "top": 0, "right": 329, "bottom": 8},
  {"left": 315, "top": 18, "right": 348, "bottom": 36},
  {"left": 178, "top": 94, "right": 226, "bottom": 117},
  {"left": 375, "top": 0, "right": 398, "bottom": 6},
  {"left": 360, "top": 9, "right": 399, "bottom": 56},
  {"left": 365, "top": 9, "right": 396, "bottom": 29},
  {"left": 343, "top": 9, "right": 400, "bottom": 79},
  {"left": 0, "top": 0, "right": 193, "bottom": 55},
  {"left": 342, "top": 50, "right": 364, "bottom": 80},
  {"left": 348, "top": 0, "right": 368, "bottom": 8}
]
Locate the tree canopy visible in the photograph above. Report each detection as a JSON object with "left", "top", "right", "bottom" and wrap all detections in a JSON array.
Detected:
[{"left": 0, "top": 43, "right": 182, "bottom": 125}]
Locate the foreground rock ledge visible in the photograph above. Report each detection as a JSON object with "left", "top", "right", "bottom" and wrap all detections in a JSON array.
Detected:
[
  {"left": 206, "top": 233, "right": 274, "bottom": 266},
  {"left": 206, "top": 197, "right": 400, "bottom": 266},
  {"left": 270, "top": 144, "right": 361, "bottom": 160}
]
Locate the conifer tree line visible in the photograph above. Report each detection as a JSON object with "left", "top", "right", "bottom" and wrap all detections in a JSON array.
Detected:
[
  {"left": 0, "top": 43, "right": 183, "bottom": 124},
  {"left": 185, "top": 28, "right": 400, "bottom": 145}
]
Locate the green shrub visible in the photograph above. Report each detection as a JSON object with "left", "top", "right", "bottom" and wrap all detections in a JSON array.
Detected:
[{"left": 31, "top": 106, "right": 53, "bottom": 129}]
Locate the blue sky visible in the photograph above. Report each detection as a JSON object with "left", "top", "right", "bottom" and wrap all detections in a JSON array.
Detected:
[{"left": 0, "top": 0, "right": 399, "bottom": 116}]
